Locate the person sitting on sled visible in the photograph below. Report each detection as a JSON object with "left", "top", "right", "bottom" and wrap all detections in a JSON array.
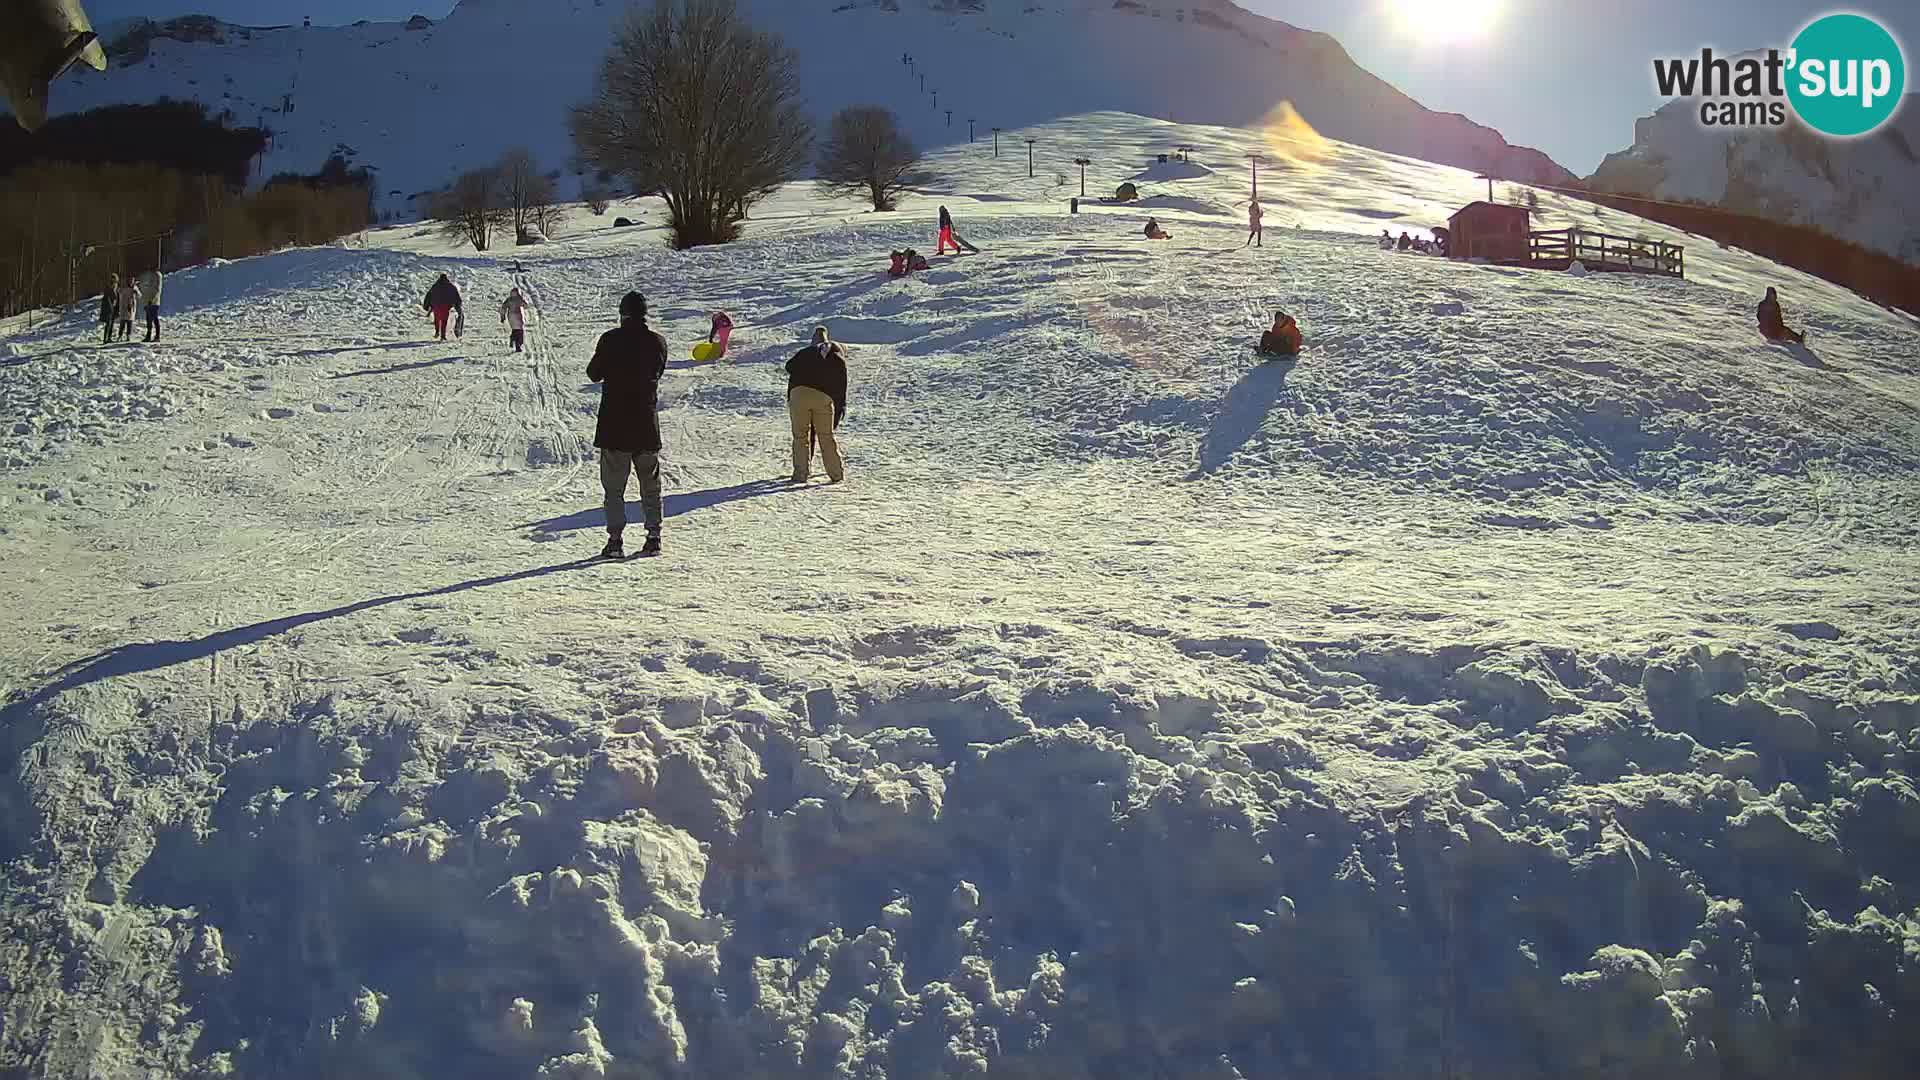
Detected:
[
  {"left": 904, "top": 249, "right": 931, "bottom": 272},
  {"left": 888, "top": 250, "right": 909, "bottom": 278},
  {"left": 1144, "top": 217, "right": 1171, "bottom": 240},
  {"left": 1756, "top": 287, "right": 1805, "bottom": 344},
  {"left": 1258, "top": 310, "right": 1302, "bottom": 357}
]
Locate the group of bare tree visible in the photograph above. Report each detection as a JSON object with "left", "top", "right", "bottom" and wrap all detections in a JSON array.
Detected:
[
  {"left": 570, "top": 0, "right": 930, "bottom": 249},
  {"left": 429, "top": 148, "right": 564, "bottom": 252}
]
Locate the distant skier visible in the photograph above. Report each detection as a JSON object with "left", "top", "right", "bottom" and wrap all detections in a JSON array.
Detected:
[
  {"left": 98, "top": 273, "right": 119, "bottom": 345},
  {"left": 587, "top": 291, "right": 668, "bottom": 559},
  {"left": 1143, "top": 217, "right": 1171, "bottom": 240},
  {"left": 1397, "top": 231, "right": 1414, "bottom": 252},
  {"left": 137, "top": 268, "right": 164, "bottom": 342},
  {"left": 786, "top": 326, "right": 848, "bottom": 485},
  {"left": 116, "top": 277, "right": 139, "bottom": 342},
  {"left": 423, "top": 273, "right": 461, "bottom": 341},
  {"left": 1246, "top": 199, "right": 1264, "bottom": 247},
  {"left": 499, "top": 286, "right": 530, "bottom": 352},
  {"left": 1258, "top": 310, "right": 1302, "bottom": 358},
  {"left": 1756, "top": 287, "right": 1805, "bottom": 345}
]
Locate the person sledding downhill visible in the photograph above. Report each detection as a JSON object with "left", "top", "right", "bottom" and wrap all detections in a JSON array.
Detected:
[
  {"left": 424, "top": 273, "right": 462, "bottom": 341},
  {"left": 1757, "top": 287, "right": 1806, "bottom": 345},
  {"left": 588, "top": 291, "right": 669, "bottom": 559},
  {"left": 786, "top": 326, "right": 849, "bottom": 485},
  {"left": 1144, "top": 217, "right": 1171, "bottom": 240},
  {"left": 1258, "top": 310, "right": 1302, "bottom": 358}
]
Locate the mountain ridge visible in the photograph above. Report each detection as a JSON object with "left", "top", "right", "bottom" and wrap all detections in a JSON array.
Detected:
[{"left": 45, "top": 0, "right": 1573, "bottom": 215}]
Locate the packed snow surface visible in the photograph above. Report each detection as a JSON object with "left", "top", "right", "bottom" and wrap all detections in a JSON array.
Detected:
[{"left": 4, "top": 112, "right": 1920, "bottom": 1080}]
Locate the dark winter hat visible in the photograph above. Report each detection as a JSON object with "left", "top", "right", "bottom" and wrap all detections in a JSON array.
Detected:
[{"left": 620, "top": 291, "right": 647, "bottom": 321}]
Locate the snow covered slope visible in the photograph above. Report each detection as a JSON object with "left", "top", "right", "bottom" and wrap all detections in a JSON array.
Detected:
[
  {"left": 4, "top": 111, "right": 1920, "bottom": 1080},
  {"left": 1588, "top": 94, "right": 1920, "bottom": 264},
  {"left": 44, "top": 0, "right": 1571, "bottom": 217}
]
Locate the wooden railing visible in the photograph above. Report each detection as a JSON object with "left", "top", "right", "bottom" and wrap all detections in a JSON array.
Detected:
[{"left": 1528, "top": 228, "right": 1684, "bottom": 277}]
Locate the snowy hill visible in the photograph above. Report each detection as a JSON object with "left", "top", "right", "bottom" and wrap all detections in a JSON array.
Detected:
[
  {"left": 4, "top": 111, "right": 1920, "bottom": 1079},
  {"left": 42, "top": 0, "right": 1571, "bottom": 217},
  {"left": 1587, "top": 93, "right": 1920, "bottom": 265}
]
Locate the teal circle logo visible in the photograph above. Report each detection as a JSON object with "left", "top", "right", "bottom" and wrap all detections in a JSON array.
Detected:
[{"left": 1787, "top": 13, "right": 1906, "bottom": 136}]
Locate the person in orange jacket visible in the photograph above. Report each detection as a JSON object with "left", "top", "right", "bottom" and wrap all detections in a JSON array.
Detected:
[{"left": 1258, "top": 310, "right": 1302, "bottom": 357}]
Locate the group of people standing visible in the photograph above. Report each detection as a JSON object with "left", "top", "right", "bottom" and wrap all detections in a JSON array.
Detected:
[
  {"left": 96, "top": 269, "right": 163, "bottom": 344},
  {"left": 581, "top": 290, "right": 849, "bottom": 559}
]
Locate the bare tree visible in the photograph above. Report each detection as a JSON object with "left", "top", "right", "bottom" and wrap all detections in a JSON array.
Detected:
[
  {"left": 816, "top": 106, "right": 925, "bottom": 211},
  {"left": 499, "top": 148, "right": 558, "bottom": 242},
  {"left": 569, "top": 0, "right": 812, "bottom": 249},
  {"left": 429, "top": 167, "right": 508, "bottom": 251},
  {"left": 583, "top": 185, "right": 612, "bottom": 216}
]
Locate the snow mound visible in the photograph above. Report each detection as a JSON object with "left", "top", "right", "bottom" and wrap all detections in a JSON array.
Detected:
[{"left": 1128, "top": 159, "right": 1218, "bottom": 182}]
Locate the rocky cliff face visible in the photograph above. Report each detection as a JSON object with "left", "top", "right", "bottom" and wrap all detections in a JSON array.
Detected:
[{"left": 1588, "top": 95, "right": 1920, "bottom": 265}]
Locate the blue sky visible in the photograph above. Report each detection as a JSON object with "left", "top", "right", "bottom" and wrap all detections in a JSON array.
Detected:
[{"left": 87, "top": 1, "right": 1917, "bottom": 174}]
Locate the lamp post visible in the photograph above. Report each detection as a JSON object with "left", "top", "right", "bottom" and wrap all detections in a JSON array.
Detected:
[
  {"left": 1073, "top": 157, "right": 1091, "bottom": 197},
  {"left": 931, "top": 89, "right": 938, "bottom": 110},
  {"left": 946, "top": 109, "right": 953, "bottom": 128},
  {"left": 1246, "top": 152, "right": 1266, "bottom": 200},
  {"left": 920, "top": 73, "right": 925, "bottom": 92},
  {"left": 968, "top": 118, "right": 976, "bottom": 142},
  {"left": 1178, "top": 144, "right": 1195, "bottom": 163},
  {"left": 992, "top": 127, "right": 1001, "bottom": 157},
  {"left": 1026, "top": 138, "right": 1037, "bottom": 179}
]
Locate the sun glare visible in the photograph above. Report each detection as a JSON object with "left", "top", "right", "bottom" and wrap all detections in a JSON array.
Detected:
[{"left": 1392, "top": 0, "right": 1503, "bottom": 44}]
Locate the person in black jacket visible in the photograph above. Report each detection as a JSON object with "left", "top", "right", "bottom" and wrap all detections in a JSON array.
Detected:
[
  {"left": 423, "top": 274, "right": 462, "bottom": 341},
  {"left": 98, "top": 273, "right": 119, "bottom": 345},
  {"left": 587, "top": 291, "right": 669, "bottom": 558},
  {"left": 786, "top": 326, "right": 848, "bottom": 484},
  {"left": 1756, "top": 287, "right": 1805, "bottom": 344}
]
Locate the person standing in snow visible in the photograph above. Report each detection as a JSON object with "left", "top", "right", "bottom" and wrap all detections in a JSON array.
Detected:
[
  {"left": 936, "top": 206, "right": 957, "bottom": 255},
  {"left": 786, "top": 326, "right": 848, "bottom": 485},
  {"left": 136, "top": 268, "right": 164, "bottom": 342},
  {"left": 1258, "top": 310, "right": 1302, "bottom": 357},
  {"left": 587, "top": 291, "right": 668, "bottom": 559},
  {"left": 499, "top": 286, "right": 530, "bottom": 353},
  {"left": 423, "top": 274, "right": 462, "bottom": 341},
  {"left": 708, "top": 310, "right": 733, "bottom": 345},
  {"left": 1246, "top": 199, "right": 1264, "bottom": 247},
  {"left": 1756, "top": 287, "right": 1805, "bottom": 345},
  {"left": 98, "top": 273, "right": 119, "bottom": 345},
  {"left": 116, "top": 277, "right": 139, "bottom": 342},
  {"left": 424, "top": 274, "right": 463, "bottom": 341}
]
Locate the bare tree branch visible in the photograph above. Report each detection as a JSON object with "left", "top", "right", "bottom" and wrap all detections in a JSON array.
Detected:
[
  {"left": 816, "top": 106, "right": 926, "bottom": 212},
  {"left": 568, "top": 0, "right": 811, "bottom": 249}
]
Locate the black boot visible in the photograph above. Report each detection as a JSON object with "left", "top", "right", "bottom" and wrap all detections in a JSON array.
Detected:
[
  {"left": 638, "top": 532, "right": 661, "bottom": 557},
  {"left": 600, "top": 533, "right": 624, "bottom": 559}
]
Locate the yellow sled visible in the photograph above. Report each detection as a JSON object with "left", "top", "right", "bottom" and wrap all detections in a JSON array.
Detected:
[{"left": 690, "top": 340, "right": 724, "bottom": 362}]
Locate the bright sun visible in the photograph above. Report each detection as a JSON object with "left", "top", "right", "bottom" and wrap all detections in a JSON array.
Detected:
[{"left": 1392, "top": 0, "right": 1503, "bottom": 44}]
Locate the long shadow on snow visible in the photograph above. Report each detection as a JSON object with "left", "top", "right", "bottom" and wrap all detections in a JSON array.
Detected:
[
  {"left": 2, "top": 560, "right": 602, "bottom": 721},
  {"left": 330, "top": 355, "right": 463, "bottom": 379},
  {"left": 290, "top": 340, "right": 439, "bottom": 362},
  {"left": 1194, "top": 359, "right": 1296, "bottom": 475},
  {"left": 517, "top": 479, "right": 790, "bottom": 535}
]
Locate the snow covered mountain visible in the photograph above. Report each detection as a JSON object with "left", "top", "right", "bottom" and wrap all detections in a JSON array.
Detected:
[
  {"left": 1587, "top": 93, "right": 1920, "bottom": 265},
  {"left": 42, "top": 0, "right": 1572, "bottom": 215},
  {"left": 4, "top": 108, "right": 1920, "bottom": 1080}
]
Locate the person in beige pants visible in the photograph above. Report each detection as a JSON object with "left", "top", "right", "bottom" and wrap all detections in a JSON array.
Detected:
[{"left": 785, "top": 326, "right": 848, "bottom": 483}]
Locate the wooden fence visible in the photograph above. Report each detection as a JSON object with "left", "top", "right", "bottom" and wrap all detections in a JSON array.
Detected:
[{"left": 1527, "top": 228, "right": 1684, "bottom": 277}]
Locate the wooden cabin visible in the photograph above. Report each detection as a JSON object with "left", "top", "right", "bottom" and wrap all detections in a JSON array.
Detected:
[
  {"left": 1447, "top": 201, "right": 1531, "bottom": 263},
  {"left": 1445, "top": 199, "right": 1686, "bottom": 278}
]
